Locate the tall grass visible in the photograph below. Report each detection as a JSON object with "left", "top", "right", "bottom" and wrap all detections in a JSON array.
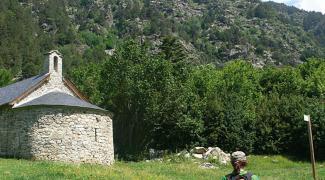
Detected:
[{"left": 0, "top": 156, "right": 324, "bottom": 179}]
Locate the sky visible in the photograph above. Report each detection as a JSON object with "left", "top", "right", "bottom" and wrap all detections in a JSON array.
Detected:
[{"left": 261, "top": 0, "right": 325, "bottom": 14}]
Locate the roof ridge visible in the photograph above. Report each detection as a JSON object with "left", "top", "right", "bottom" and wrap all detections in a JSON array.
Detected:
[
  {"left": 9, "top": 73, "right": 50, "bottom": 105},
  {"left": 0, "top": 73, "right": 50, "bottom": 106},
  {"left": 0, "top": 73, "right": 46, "bottom": 90},
  {"left": 63, "top": 78, "right": 89, "bottom": 102},
  {"left": 13, "top": 91, "right": 106, "bottom": 111}
]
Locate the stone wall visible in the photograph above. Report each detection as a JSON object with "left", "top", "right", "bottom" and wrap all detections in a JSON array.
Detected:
[{"left": 0, "top": 106, "right": 114, "bottom": 165}]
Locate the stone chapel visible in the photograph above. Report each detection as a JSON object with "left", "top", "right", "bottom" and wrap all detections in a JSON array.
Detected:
[{"left": 0, "top": 50, "right": 114, "bottom": 165}]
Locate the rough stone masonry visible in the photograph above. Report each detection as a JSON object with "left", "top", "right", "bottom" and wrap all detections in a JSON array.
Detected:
[{"left": 0, "top": 50, "right": 114, "bottom": 165}]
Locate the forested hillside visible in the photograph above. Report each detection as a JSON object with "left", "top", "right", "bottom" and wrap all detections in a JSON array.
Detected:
[
  {"left": 0, "top": 0, "right": 324, "bottom": 159},
  {"left": 0, "top": 0, "right": 325, "bottom": 79}
]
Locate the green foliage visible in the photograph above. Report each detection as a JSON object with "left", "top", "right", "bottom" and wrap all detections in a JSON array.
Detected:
[
  {"left": 303, "top": 12, "right": 323, "bottom": 31},
  {"left": 69, "top": 63, "right": 103, "bottom": 104},
  {"left": 299, "top": 58, "right": 325, "bottom": 97},
  {"left": 100, "top": 40, "right": 159, "bottom": 156},
  {"left": 248, "top": 3, "right": 277, "bottom": 19},
  {"left": 255, "top": 45, "right": 264, "bottom": 55},
  {"left": 197, "top": 61, "right": 261, "bottom": 153},
  {"left": 37, "top": 0, "right": 76, "bottom": 45},
  {"left": 0, "top": 0, "right": 42, "bottom": 77},
  {"left": 67, "top": 37, "right": 323, "bottom": 159},
  {"left": 98, "top": 40, "right": 203, "bottom": 157},
  {"left": 0, "top": 68, "right": 12, "bottom": 87},
  {"left": 214, "top": 26, "right": 244, "bottom": 44},
  {"left": 259, "top": 67, "right": 303, "bottom": 95},
  {"left": 255, "top": 94, "right": 306, "bottom": 154},
  {"left": 96, "top": 51, "right": 324, "bottom": 157},
  {"left": 80, "top": 31, "right": 102, "bottom": 47},
  {"left": 303, "top": 12, "right": 325, "bottom": 45}
]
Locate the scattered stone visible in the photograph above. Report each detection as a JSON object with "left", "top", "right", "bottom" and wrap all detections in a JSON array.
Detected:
[
  {"left": 184, "top": 153, "right": 191, "bottom": 158},
  {"left": 147, "top": 158, "right": 164, "bottom": 162},
  {"left": 192, "top": 153, "right": 203, "bottom": 159},
  {"left": 190, "top": 147, "right": 207, "bottom": 154},
  {"left": 177, "top": 150, "right": 191, "bottom": 158},
  {"left": 177, "top": 150, "right": 189, "bottom": 156},
  {"left": 199, "top": 162, "right": 217, "bottom": 169},
  {"left": 155, "top": 158, "right": 163, "bottom": 162},
  {"left": 203, "top": 147, "right": 230, "bottom": 165},
  {"left": 104, "top": 49, "right": 115, "bottom": 56}
]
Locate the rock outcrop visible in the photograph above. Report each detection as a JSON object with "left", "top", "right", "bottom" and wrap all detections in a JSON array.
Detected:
[{"left": 177, "top": 147, "right": 231, "bottom": 165}]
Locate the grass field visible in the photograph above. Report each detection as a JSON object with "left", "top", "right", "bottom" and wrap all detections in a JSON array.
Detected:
[{"left": 0, "top": 156, "right": 324, "bottom": 180}]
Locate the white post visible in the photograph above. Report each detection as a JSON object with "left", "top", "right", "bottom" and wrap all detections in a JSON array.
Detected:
[{"left": 304, "top": 115, "right": 317, "bottom": 180}]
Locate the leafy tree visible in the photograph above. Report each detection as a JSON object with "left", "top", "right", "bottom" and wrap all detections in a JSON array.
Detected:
[
  {"left": 248, "top": 3, "right": 276, "bottom": 19},
  {"left": 80, "top": 31, "right": 102, "bottom": 47},
  {"left": 300, "top": 48, "right": 321, "bottom": 61},
  {"left": 69, "top": 63, "right": 102, "bottom": 104},
  {"left": 299, "top": 58, "right": 325, "bottom": 97},
  {"left": 255, "top": 94, "right": 306, "bottom": 154},
  {"left": 0, "top": 0, "right": 42, "bottom": 77},
  {"left": 99, "top": 40, "right": 204, "bottom": 158},
  {"left": 197, "top": 61, "right": 261, "bottom": 153},
  {"left": 259, "top": 66, "right": 303, "bottom": 95},
  {"left": 99, "top": 40, "right": 154, "bottom": 157},
  {"left": 185, "top": 17, "right": 202, "bottom": 41},
  {"left": 0, "top": 68, "right": 12, "bottom": 87},
  {"left": 37, "top": 0, "right": 76, "bottom": 45},
  {"left": 306, "top": 99, "right": 325, "bottom": 159},
  {"left": 303, "top": 12, "right": 323, "bottom": 31},
  {"left": 159, "top": 36, "right": 189, "bottom": 80},
  {"left": 59, "top": 45, "right": 84, "bottom": 73}
]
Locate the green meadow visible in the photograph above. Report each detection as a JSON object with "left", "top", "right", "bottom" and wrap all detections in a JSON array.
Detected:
[{"left": 0, "top": 156, "right": 324, "bottom": 180}]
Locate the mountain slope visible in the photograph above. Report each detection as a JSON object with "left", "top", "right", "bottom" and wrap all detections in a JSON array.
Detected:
[{"left": 1, "top": 0, "right": 325, "bottom": 77}]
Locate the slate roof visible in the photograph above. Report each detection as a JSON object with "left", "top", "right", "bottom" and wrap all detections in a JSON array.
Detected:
[
  {"left": 14, "top": 92, "right": 105, "bottom": 111},
  {"left": 0, "top": 73, "right": 105, "bottom": 111},
  {"left": 0, "top": 73, "right": 49, "bottom": 106}
]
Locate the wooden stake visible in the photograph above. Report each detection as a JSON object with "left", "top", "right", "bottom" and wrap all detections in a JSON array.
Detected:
[{"left": 305, "top": 115, "right": 317, "bottom": 180}]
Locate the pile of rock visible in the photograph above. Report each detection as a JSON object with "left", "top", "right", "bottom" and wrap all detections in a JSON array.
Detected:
[
  {"left": 176, "top": 150, "right": 191, "bottom": 158},
  {"left": 190, "top": 147, "right": 230, "bottom": 165},
  {"left": 149, "top": 146, "right": 230, "bottom": 166}
]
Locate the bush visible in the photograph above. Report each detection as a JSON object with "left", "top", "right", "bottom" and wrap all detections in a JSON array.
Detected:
[{"left": 0, "top": 68, "right": 12, "bottom": 87}]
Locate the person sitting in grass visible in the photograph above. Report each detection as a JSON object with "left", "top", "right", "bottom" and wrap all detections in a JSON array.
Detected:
[{"left": 221, "top": 151, "right": 259, "bottom": 180}]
